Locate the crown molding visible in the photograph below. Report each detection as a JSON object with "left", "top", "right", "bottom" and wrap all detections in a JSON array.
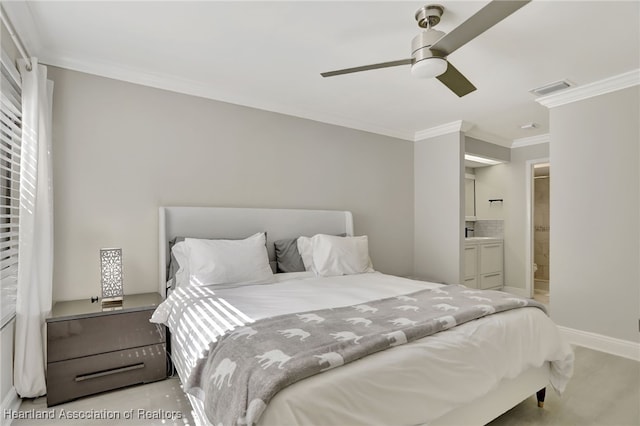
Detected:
[
  {"left": 511, "top": 133, "right": 550, "bottom": 148},
  {"left": 414, "top": 120, "right": 473, "bottom": 141},
  {"left": 536, "top": 69, "right": 640, "bottom": 108}
]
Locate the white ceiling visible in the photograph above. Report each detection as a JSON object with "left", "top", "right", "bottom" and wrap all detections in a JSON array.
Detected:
[{"left": 4, "top": 1, "right": 640, "bottom": 145}]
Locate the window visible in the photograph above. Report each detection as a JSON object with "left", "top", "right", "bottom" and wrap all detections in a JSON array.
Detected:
[{"left": 0, "top": 49, "right": 21, "bottom": 328}]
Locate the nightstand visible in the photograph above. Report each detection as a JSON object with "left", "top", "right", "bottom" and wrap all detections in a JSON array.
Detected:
[{"left": 46, "top": 293, "right": 166, "bottom": 406}]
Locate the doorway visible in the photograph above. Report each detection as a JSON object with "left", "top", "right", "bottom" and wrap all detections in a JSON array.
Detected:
[
  {"left": 525, "top": 158, "right": 550, "bottom": 303},
  {"left": 532, "top": 163, "right": 550, "bottom": 304}
]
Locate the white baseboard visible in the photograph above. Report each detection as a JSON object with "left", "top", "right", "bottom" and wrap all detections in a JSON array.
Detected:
[
  {"left": 558, "top": 326, "right": 640, "bottom": 362},
  {"left": 501, "top": 286, "right": 529, "bottom": 298},
  {"left": 1, "top": 387, "right": 21, "bottom": 425}
]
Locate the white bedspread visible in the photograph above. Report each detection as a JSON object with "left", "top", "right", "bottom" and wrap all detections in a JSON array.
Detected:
[{"left": 151, "top": 272, "right": 573, "bottom": 425}]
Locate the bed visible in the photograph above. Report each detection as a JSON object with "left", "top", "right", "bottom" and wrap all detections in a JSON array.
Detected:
[{"left": 154, "top": 206, "right": 573, "bottom": 426}]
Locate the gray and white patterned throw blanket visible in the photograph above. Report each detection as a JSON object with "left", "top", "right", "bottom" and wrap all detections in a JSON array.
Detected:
[{"left": 186, "top": 285, "right": 545, "bottom": 426}]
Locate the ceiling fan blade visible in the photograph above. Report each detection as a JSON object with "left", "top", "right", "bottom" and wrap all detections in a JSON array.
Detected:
[
  {"left": 431, "top": 0, "right": 530, "bottom": 56},
  {"left": 321, "top": 59, "right": 412, "bottom": 77},
  {"left": 436, "top": 62, "right": 476, "bottom": 97}
]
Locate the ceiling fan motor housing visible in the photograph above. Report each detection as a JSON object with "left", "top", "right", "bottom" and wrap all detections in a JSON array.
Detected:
[{"left": 411, "top": 28, "right": 446, "bottom": 62}]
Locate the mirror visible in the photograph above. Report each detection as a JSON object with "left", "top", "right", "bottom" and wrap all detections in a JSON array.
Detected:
[{"left": 465, "top": 174, "right": 476, "bottom": 221}]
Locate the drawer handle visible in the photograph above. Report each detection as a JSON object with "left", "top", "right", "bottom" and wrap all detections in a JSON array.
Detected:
[
  {"left": 484, "top": 273, "right": 501, "bottom": 278},
  {"left": 75, "top": 363, "right": 145, "bottom": 382},
  {"left": 483, "top": 244, "right": 501, "bottom": 248}
]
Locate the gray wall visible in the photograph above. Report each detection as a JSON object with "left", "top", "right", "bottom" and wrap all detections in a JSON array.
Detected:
[
  {"left": 550, "top": 86, "right": 639, "bottom": 342},
  {"left": 414, "top": 132, "right": 464, "bottom": 284},
  {"left": 474, "top": 163, "right": 507, "bottom": 221},
  {"left": 48, "top": 67, "right": 415, "bottom": 302}
]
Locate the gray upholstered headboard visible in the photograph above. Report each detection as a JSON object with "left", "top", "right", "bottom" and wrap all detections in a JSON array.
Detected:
[{"left": 158, "top": 206, "right": 354, "bottom": 297}]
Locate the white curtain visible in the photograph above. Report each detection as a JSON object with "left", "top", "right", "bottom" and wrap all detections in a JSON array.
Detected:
[{"left": 14, "top": 58, "right": 54, "bottom": 398}]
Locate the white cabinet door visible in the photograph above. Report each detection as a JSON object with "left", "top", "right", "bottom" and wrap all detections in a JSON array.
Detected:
[
  {"left": 464, "top": 245, "right": 478, "bottom": 279},
  {"left": 464, "top": 277, "right": 478, "bottom": 289},
  {"left": 479, "top": 243, "right": 503, "bottom": 274}
]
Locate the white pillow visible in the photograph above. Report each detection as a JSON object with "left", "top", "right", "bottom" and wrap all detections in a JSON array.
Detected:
[
  {"left": 296, "top": 236, "right": 314, "bottom": 272},
  {"left": 311, "top": 234, "right": 375, "bottom": 277},
  {"left": 171, "top": 241, "right": 190, "bottom": 288},
  {"left": 184, "top": 233, "right": 274, "bottom": 287}
]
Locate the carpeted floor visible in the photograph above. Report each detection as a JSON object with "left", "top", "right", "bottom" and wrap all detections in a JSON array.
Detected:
[
  {"left": 14, "top": 346, "right": 639, "bottom": 425},
  {"left": 489, "top": 346, "right": 639, "bottom": 426}
]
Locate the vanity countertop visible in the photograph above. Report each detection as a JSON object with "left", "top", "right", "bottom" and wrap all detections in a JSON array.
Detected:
[{"left": 465, "top": 237, "right": 502, "bottom": 244}]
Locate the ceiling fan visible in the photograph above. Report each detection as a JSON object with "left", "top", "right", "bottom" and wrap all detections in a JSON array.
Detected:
[{"left": 321, "top": 0, "right": 530, "bottom": 97}]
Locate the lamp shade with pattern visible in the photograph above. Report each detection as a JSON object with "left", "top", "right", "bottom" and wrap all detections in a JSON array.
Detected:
[{"left": 100, "top": 248, "right": 123, "bottom": 305}]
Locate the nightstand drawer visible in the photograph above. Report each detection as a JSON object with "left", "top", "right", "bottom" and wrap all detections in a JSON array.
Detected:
[
  {"left": 48, "top": 310, "right": 165, "bottom": 363},
  {"left": 46, "top": 343, "right": 166, "bottom": 406}
]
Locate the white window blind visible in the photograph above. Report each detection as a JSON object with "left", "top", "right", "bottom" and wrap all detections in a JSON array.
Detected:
[{"left": 0, "top": 49, "right": 21, "bottom": 328}]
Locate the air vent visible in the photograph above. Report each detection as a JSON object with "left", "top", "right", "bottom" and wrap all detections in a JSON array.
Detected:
[{"left": 530, "top": 80, "right": 574, "bottom": 96}]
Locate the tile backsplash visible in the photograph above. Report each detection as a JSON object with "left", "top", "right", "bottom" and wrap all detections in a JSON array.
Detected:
[{"left": 466, "top": 220, "right": 504, "bottom": 238}]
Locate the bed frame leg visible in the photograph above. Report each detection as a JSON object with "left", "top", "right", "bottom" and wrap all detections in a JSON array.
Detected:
[{"left": 536, "top": 388, "right": 546, "bottom": 408}]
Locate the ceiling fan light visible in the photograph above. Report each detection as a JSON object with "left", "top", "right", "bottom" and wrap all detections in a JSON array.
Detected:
[{"left": 411, "top": 57, "right": 447, "bottom": 79}]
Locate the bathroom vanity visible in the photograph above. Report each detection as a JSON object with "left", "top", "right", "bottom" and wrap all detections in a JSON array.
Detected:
[{"left": 464, "top": 238, "right": 503, "bottom": 290}]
